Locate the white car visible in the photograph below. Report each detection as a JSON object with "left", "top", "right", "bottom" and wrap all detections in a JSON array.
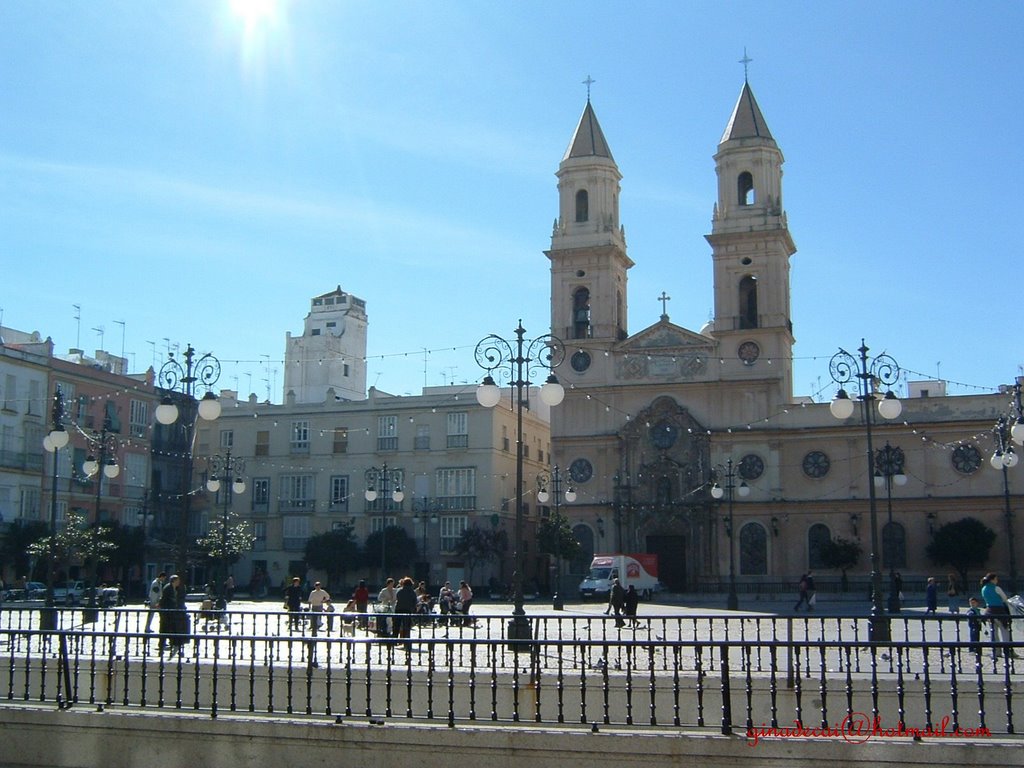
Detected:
[{"left": 52, "top": 580, "right": 87, "bottom": 605}]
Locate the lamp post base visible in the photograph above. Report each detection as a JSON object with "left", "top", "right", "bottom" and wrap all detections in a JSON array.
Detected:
[
  {"left": 507, "top": 615, "right": 533, "bottom": 652},
  {"left": 868, "top": 613, "right": 891, "bottom": 642},
  {"left": 727, "top": 590, "right": 739, "bottom": 611},
  {"left": 39, "top": 605, "right": 57, "bottom": 631},
  {"left": 552, "top": 592, "right": 563, "bottom": 611}
]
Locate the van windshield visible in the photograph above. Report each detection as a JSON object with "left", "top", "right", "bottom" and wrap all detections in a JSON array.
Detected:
[{"left": 588, "top": 567, "right": 613, "bottom": 580}]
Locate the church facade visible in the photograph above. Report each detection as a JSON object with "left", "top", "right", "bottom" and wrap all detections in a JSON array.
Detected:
[{"left": 546, "top": 82, "right": 1019, "bottom": 596}]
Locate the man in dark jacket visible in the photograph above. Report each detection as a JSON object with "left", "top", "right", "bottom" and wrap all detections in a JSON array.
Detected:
[
  {"left": 394, "top": 577, "right": 418, "bottom": 650},
  {"left": 610, "top": 578, "right": 626, "bottom": 627}
]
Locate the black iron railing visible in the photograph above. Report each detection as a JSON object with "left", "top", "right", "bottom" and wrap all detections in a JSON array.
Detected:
[{"left": 0, "top": 607, "right": 1020, "bottom": 737}]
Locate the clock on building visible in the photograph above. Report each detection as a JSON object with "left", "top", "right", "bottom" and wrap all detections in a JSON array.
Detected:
[
  {"left": 802, "top": 450, "right": 831, "bottom": 478},
  {"left": 570, "top": 350, "right": 592, "bottom": 373},
  {"left": 738, "top": 453, "right": 765, "bottom": 481},
  {"left": 649, "top": 419, "right": 678, "bottom": 450},
  {"left": 569, "top": 458, "right": 593, "bottom": 484},
  {"left": 738, "top": 341, "right": 761, "bottom": 366},
  {"left": 951, "top": 444, "right": 982, "bottom": 475}
]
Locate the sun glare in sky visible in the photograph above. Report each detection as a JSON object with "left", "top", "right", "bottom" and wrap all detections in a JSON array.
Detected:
[{"left": 230, "top": 0, "right": 276, "bottom": 28}]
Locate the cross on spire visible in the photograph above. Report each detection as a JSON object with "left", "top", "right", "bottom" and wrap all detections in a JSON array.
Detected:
[
  {"left": 739, "top": 48, "right": 753, "bottom": 81},
  {"left": 582, "top": 74, "right": 596, "bottom": 101},
  {"left": 658, "top": 291, "right": 671, "bottom": 320}
]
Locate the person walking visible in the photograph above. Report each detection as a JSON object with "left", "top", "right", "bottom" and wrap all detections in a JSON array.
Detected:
[
  {"left": 145, "top": 572, "right": 166, "bottom": 633},
  {"left": 966, "top": 596, "right": 984, "bottom": 656},
  {"left": 794, "top": 573, "right": 810, "bottom": 611},
  {"left": 307, "top": 581, "right": 331, "bottom": 636},
  {"left": 377, "top": 578, "right": 397, "bottom": 636},
  {"left": 925, "top": 577, "right": 938, "bottom": 614},
  {"left": 623, "top": 584, "right": 640, "bottom": 627},
  {"left": 284, "top": 576, "right": 304, "bottom": 632},
  {"left": 980, "top": 572, "right": 1017, "bottom": 659},
  {"left": 394, "top": 576, "right": 417, "bottom": 650},
  {"left": 610, "top": 578, "right": 625, "bottom": 628},
  {"left": 353, "top": 579, "right": 370, "bottom": 629},
  {"left": 158, "top": 574, "right": 187, "bottom": 657},
  {"left": 893, "top": 572, "right": 904, "bottom": 610},
  {"left": 458, "top": 580, "right": 474, "bottom": 626},
  {"left": 947, "top": 573, "right": 961, "bottom": 614}
]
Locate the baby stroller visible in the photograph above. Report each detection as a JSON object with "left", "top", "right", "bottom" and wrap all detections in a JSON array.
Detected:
[{"left": 199, "top": 588, "right": 229, "bottom": 631}]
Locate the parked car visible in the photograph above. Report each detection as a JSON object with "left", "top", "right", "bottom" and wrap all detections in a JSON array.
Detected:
[
  {"left": 99, "top": 585, "right": 124, "bottom": 608},
  {"left": 52, "top": 580, "right": 87, "bottom": 605},
  {"left": 1, "top": 581, "right": 47, "bottom": 601}
]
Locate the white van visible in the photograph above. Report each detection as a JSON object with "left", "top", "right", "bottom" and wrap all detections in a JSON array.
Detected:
[{"left": 578, "top": 554, "right": 661, "bottom": 601}]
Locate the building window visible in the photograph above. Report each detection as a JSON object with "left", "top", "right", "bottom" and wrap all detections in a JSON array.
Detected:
[
  {"left": 415, "top": 424, "right": 430, "bottom": 450},
  {"left": 333, "top": 427, "right": 348, "bottom": 454},
  {"left": 502, "top": 426, "right": 509, "bottom": 452},
  {"left": 2, "top": 374, "right": 16, "bottom": 412},
  {"left": 280, "top": 474, "right": 314, "bottom": 511},
  {"left": 255, "top": 430, "right": 270, "bottom": 456},
  {"left": 251, "top": 478, "right": 270, "bottom": 512},
  {"left": 343, "top": 363, "right": 350, "bottom": 377},
  {"left": 19, "top": 486, "right": 41, "bottom": 521},
  {"left": 738, "top": 171, "right": 755, "bottom": 206},
  {"left": 282, "top": 516, "right": 311, "bottom": 551},
  {"left": 370, "top": 515, "right": 397, "bottom": 533},
  {"left": 128, "top": 398, "right": 149, "bottom": 438},
  {"left": 220, "top": 430, "right": 234, "bottom": 449},
  {"left": 739, "top": 275, "right": 758, "bottom": 329},
  {"left": 882, "top": 522, "right": 907, "bottom": 569},
  {"left": 808, "top": 523, "right": 831, "bottom": 570},
  {"left": 575, "top": 189, "right": 589, "bottom": 222},
  {"left": 252, "top": 521, "right": 267, "bottom": 551},
  {"left": 573, "top": 287, "right": 591, "bottom": 339},
  {"left": 446, "top": 412, "right": 468, "bottom": 449},
  {"left": 330, "top": 475, "right": 349, "bottom": 511},
  {"left": 739, "top": 522, "right": 768, "bottom": 576},
  {"left": 123, "top": 452, "right": 148, "bottom": 492},
  {"left": 377, "top": 415, "right": 398, "bottom": 452},
  {"left": 311, "top": 328, "right": 321, "bottom": 336},
  {"left": 290, "top": 420, "right": 309, "bottom": 454},
  {"left": 439, "top": 515, "right": 468, "bottom": 552},
  {"left": 435, "top": 467, "right": 476, "bottom": 510}
]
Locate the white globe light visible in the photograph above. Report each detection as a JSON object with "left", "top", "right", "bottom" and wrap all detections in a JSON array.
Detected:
[
  {"left": 711, "top": 484, "right": 724, "bottom": 500},
  {"left": 103, "top": 461, "right": 120, "bottom": 479},
  {"left": 894, "top": 473, "right": 908, "bottom": 486},
  {"left": 49, "top": 428, "right": 70, "bottom": 449},
  {"left": 198, "top": 393, "right": 221, "bottom": 421},
  {"left": 873, "top": 472, "right": 885, "bottom": 489},
  {"left": 1012, "top": 420, "right": 1024, "bottom": 446},
  {"left": 738, "top": 482, "right": 750, "bottom": 497},
  {"left": 565, "top": 488, "right": 577, "bottom": 503},
  {"left": 83, "top": 457, "right": 99, "bottom": 477},
  {"left": 207, "top": 478, "right": 221, "bottom": 493},
  {"left": 1004, "top": 451, "right": 1019, "bottom": 469},
  {"left": 42, "top": 435, "right": 54, "bottom": 453},
  {"left": 364, "top": 488, "right": 378, "bottom": 502},
  {"left": 233, "top": 478, "right": 246, "bottom": 494},
  {"left": 991, "top": 453, "right": 1005, "bottom": 470},
  {"left": 155, "top": 400, "right": 178, "bottom": 425},
  {"left": 878, "top": 392, "right": 902, "bottom": 420},
  {"left": 392, "top": 488, "right": 405, "bottom": 503},
  {"left": 539, "top": 375, "right": 565, "bottom": 406},
  {"left": 830, "top": 392, "right": 855, "bottom": 420},
  {"left": 537, "top": 489, "right": 550, "bottom": 504},
  {"left": 476, "top": 377, "right": 501, "bottom": 408}
]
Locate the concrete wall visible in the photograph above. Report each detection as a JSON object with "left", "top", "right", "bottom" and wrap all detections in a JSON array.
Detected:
[{"left": 0, "top": 704, "right": 1015, "bottom": 768}]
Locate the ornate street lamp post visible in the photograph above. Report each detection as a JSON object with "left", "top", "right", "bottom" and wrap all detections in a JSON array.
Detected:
[
  {"left": 206, "top": 450, "right": 246, "bottom": 602},
  {"left": 873, "top": 442, "right": 907, "bottom": 613},
  {"left": 711, "top": 458, "right": 749, "bottom": 611},
  {"left": 537, "top": 466, "right": 576, "bottom": 610},
  {"left": 364, "top": 464, "right": 404, "bottom": 583},
  {"left": 155, "top": 344, "right": 221, "bottom": 582},
  {"left": 829, "top": 340, "right": 902, "bottom": 641},
  {"left": 81, "top": 412, "right": 120, "bottom": 621},
  {"left": 413, "top": 497, "right": 441, "bottom": 583},
  {"left": 41, "top": 385, "right": 70, "bottom": 630},
  {"left": 475, "top": 320, "right": 565, "bottom": 643},
  {"left": 990, "top": 380, "right": 1023, "bottom": 589}
]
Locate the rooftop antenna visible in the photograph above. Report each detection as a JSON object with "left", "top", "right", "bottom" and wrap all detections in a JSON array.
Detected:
[
  {"left": 73, "top": 304, "right": 81, "bottom": 348},
  {"left": 93, "top": 325, "right": 105, "bottom": 351},
  {"left": 937, "top": 361, "right": 942, "bottom": 381},
  {"left": 246, "top": 372, "right": 253, "bottom": 397},
  {"left": 423, "top": 347, "right": 428, "bottom": 388},
  {"left": 146, "top": 340, "right": 156, "bottom": 368},
  {"left": 163, "top": 337, "right": 172, "bottom": 356},
  {"left": 113, "top": 319, "right": 126, "bottom": 368}
]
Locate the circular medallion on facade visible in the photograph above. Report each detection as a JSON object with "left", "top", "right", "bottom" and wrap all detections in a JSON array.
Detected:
[
  {"left": 570, "top": 350, "right": 592, "bottom": 373},
  {"left": 802, "top": 450, "right": 831, "bottom": 479},
  {"left": 738, "top": 453, "right": 765, "bottom": 481},
  {"left": 951, "top": 443, "right": 982, "bottom": 475},
  {"left": 569, "top": 458, "right": 593, "bottom": 484},
  {"left": 738, "top": 341, "right": 760, "bottom": 366}
]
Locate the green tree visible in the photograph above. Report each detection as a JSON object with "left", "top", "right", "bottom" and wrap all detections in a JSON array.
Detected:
[
  {"left": 195, "top": 510, "right": 256, "bottom": 589},
  {"left": 536, "top": 515, "right": 582, "bottom": 563},
  {"left": 926, "top": 516, "right": 996, "bottom": 589},
  {"left": 27, "top": 509, "right": 117, "bottom": 592},
  {"left": 304, "top": 523, "right": 360, "bottom": 589},
  {"left": 454, "top": 526, "right": 508, "bottom": 586},
  {"left": 363, "top": 525, "right": 419, "bottom": 581},
  {"left": 819, "top": 536, "right": 862, "bottom": 591},
  {"left": 0, "top": 520, "right": 50, "bottom": 582}
]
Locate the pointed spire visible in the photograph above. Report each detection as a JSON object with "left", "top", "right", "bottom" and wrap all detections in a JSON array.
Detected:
[
  {"left": 720, "top": 82, "right": 774, "bottom": 144},
  {"left": 563, "top": 101, "right": 615, "bottom": 162}
]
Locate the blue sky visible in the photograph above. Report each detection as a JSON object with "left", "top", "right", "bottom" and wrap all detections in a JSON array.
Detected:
[{"left": 1, "top": 1, "right": 1020, "bottom": 406}]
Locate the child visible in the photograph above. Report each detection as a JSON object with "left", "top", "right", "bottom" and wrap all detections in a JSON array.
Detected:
[{"left": 966, "top": 596, "right": 983, "bottom": 656}]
